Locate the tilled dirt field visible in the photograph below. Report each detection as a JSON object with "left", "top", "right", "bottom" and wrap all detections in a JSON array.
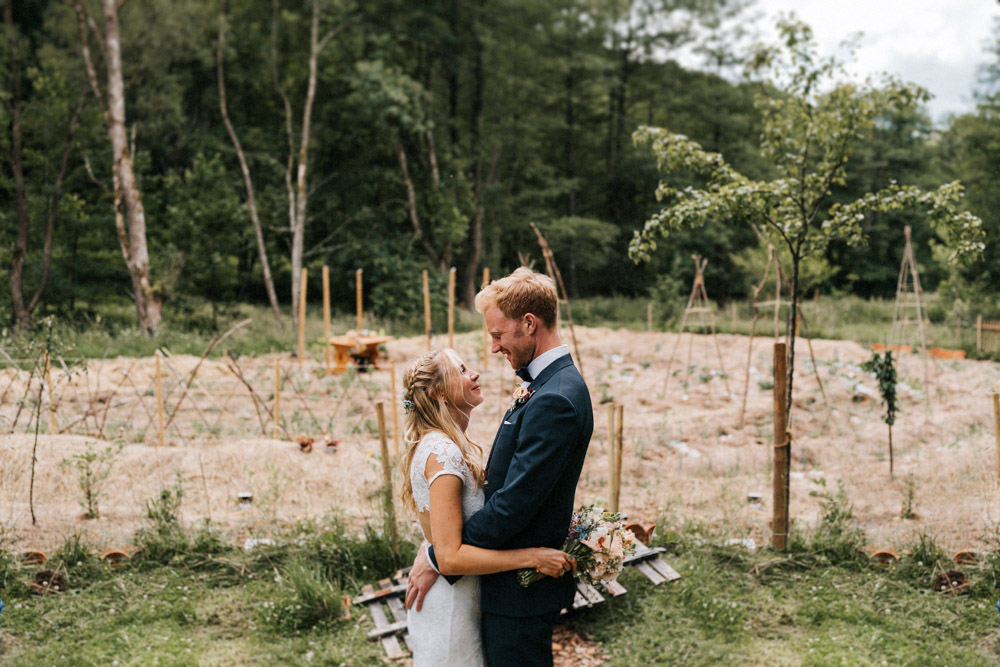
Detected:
[{"left": 2, "top": 327, "right": 999, "bottom": 559}]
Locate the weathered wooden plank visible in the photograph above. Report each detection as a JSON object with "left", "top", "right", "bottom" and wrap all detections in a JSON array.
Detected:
[
  {"left": 648, "top": 558, "right": 681, "bottom": 582},
  {"left": 353, "top": 582, "right": 407, "bottom": 605},
  {"left": 577, "top": 581, "right": 606, "bottom": 605},
  {"left": 365, "top": 600, "right": 392, "bottom": 631},
  {"left": 381, "top": 635, "right": 406, "bottom": 660},
  {"left": 367, "top": 618, "right": 409, "bottom": 639},
  {"left": 633, "top": 560, "right": 667, "bottom": 585},
  {"left": 386, "top": 596, "right": 408, "bottom": 623},
  {"left": 605, "top": 579, "right": 628, "bottom": 597}
]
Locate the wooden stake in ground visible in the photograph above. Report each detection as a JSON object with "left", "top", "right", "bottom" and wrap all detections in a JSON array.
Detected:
[
  {"left": 298, "top": 267, "right": 308, "bottom": 366},
  {"left": 375, "top": 402, "right": 398, "bottom": 551},
  {"left": 614, "top": 404, "right": 624, "bottom": 512},
  {"left": 607, "top": 403, "right": 617, "bottom": 512},
  {"left": 273, "top": 357, "right": 281, "bottom": 439},
  {"left": 772, "top": 342, "right": 790, "bottom": 550},
  {"left": 448, "top": 266, "right": 456, "bottom": 349},
  {"left": 155, "top": 351, "right": 165, "bottom": 447},
  {"left": 482, "top": 267, "right": 490, "bottom": 364},
  {"left": 356, "top": 268, "right": 363, "bottom": 332},
  {"left": 323, "top": 265, "right": 331, "bottom": 374},
  {"left": 423, "top": 269, "right": 432, "bottom": 351},
  {"left": 993, "top": 391, "right": 1000, "bottom": 483},
  {"left": 390, "top": 361, "right": 400, "bottom": 456},
  {"left": 44, "top": 351, "right": 56, "bottom": 434}
]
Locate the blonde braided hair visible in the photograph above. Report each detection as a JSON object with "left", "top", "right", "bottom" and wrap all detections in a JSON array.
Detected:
[{"left": 399, "top": 349, "right": 485, "bottom": 514}]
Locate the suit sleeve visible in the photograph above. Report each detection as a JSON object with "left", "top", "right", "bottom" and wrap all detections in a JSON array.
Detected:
[{"left": 462, "top": 391, "right": 581, "bottom": 548}]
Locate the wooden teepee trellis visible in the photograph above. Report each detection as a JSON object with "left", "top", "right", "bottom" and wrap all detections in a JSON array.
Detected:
[
  {"left": 888, "top": 225, "right": 932, "bottom": 401},
  {"left": 663, "top": 255, "right": 731, "bottom": 399}
]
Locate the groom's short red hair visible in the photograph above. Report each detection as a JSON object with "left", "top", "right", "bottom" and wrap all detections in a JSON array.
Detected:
[{"left": 474, "top": 267, "right": 558, "bottom": 329}]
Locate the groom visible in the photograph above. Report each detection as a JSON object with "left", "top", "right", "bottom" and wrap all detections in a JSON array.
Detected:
[{"left": 406, "top": 267, "right": 593, "bottom": 666}]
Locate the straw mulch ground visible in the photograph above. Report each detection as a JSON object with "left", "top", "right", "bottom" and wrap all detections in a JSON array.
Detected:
[{"left": 2, "top": 326, "right": 999, "bottom": 558}]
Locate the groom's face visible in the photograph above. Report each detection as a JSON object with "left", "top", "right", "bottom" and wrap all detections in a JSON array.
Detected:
[{"left": 484, "top": 306, "right": 535, "bottom": 371}]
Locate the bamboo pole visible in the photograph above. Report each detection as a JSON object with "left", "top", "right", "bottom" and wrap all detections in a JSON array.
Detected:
[
  {"left": 772, "top": 342, "right": 789, "bottom": 550},
  {"left": 375, "top": 402, "right": 398, "bottom": 551},
  {"left": 955, "top": 315, "right": 961, "bottom": 347},
  {"left": 390, "top": 361, "right": 400, "bottom": 456},
  {"left": 356, "top": 268, "right": 364, "bottom": 332},
  {"left": 273, "top": 357, "right": 281, "bottom": 439},
  {"left": 298, "top": 267, "right": 308, "bottom": 366},
  {"left": 647, "top": 302, "right": 653, "bottom": 332},
  {"left": 44, "top": 351, "right": 56, "bottom": 434},
  {"left": 607, "top": 403, "right": 617, "bottom": 512},
  {"left": 615, "top": 404, "right": 624, "bottom": 513},
  {"left": 448, "top": 266, "right": 456, "bottom": 349},
  {"left": 322, "top": 265, "right": 331, "bottom": 374},
  {"left": 423, "top": 269, "right": 432, "bottom": 350},
  {"left": 155, "top": 351, "right": 165, "bottom": 447},
  {"left": 482, "top": 268, "right": 490, "bottom": 364},
  {"left": 977, "top": 314, "right": 983, "bottom": 352},
  {"left": 993, "top": 392, "right": 1000, "bottom": 483}
]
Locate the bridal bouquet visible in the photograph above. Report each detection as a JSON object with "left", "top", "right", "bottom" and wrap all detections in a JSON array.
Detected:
[{"left": 517, "top": 505, "right": 637, "bottom": 589}]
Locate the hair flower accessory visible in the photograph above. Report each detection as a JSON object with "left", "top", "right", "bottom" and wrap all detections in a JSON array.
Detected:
[
  {"left": 509, "top": 386, "right": 535, "bottom": 412},
  {"left": 401, "top": 391, "right": 415, "bottom": 413}
]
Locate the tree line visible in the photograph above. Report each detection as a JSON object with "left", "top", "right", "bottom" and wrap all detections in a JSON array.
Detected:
[{"left": 2, "top": 0, "right": 999, "bottom": 335}]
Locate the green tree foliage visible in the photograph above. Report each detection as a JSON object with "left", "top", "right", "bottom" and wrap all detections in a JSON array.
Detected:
[
  {"left": 3, "top": 3, "right": 995, "bottom": 330},
  {"left": 630, "top": 18, "right": 983, "bottom": 412}
]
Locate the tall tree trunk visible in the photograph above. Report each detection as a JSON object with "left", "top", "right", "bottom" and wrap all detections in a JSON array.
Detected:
[
  {"left": 462, "top": 35, "right": 484, "bottom": 306},
  {"left": 217, "top": 0, "right": 282, "bottom": 326},
  {"left": 70, "top": 0, "right": 162, "bottom": 335},
  {"left": 273, "top": 0, "right": 345, "bottom": 332}
]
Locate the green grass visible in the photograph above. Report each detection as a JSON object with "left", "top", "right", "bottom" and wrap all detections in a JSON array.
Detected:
[
  {"left": 567, "top": 536, "right": 1000, "bottom": 666},
  {"left": 3, "top": 499, "right": 1000, "bottom": 665},
  {"left": 3, "top": 291, "right": 996, "bottom": 363}
]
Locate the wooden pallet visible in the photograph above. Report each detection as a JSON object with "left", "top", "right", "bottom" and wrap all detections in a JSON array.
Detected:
[{"left": 356, "top": 540, "right": 678, "bottom": 660}]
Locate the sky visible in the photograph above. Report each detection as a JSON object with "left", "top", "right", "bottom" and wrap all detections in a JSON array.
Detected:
[{"left": 727, "top": 1, "right": 1000, "bottom": 123}]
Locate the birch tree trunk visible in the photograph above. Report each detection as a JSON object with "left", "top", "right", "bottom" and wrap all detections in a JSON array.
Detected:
[
  {"left": 274, "top": 0, "right": 329, "bottom": 333},
  {"left": 70, "top": 0, "right": 162, "bottom": 335}
]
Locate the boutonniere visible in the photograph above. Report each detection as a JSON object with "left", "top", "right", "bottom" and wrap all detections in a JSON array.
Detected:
[{"left": 509, "top": 386, "right": 535, "bottom": 412}]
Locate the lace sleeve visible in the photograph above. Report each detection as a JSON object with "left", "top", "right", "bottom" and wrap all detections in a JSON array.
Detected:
[{"left": 410, "top": 433, "right": 471, "bottom": 513}]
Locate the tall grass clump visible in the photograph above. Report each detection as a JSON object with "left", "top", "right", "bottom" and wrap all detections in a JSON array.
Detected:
[
  {"left": 806, "top": 479, "right": 867, "bottom": 567},
  {"left": 256, "top": 558, "right": 345, "bottom": 634},
  {"left": 286, "top": 518, "right": 416, "bottom": 588},
  {"left": 895, "top": 531, "right": 951, "bottom": 587}
]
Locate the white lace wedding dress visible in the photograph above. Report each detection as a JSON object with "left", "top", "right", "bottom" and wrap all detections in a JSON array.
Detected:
[{"left": 407, "top": 431, "right": 486, "bottom": 667}]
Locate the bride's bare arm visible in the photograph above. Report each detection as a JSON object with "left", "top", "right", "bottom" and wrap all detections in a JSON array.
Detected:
[{"left": 427, "top": 473, "right": 571, "bottom": 577}]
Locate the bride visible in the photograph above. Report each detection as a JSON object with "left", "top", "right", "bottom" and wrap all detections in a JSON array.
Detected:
[{"left": 400, "top": 349, "right": 573, "bottom": 666}]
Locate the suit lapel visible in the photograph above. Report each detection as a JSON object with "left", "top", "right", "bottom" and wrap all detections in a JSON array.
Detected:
[{"left": 484, "top": 354, "right": 574, "bottom": 475}]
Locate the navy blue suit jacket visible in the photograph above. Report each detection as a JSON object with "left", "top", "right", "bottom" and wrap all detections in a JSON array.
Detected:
[{"left": 433, "top": 353, "right": 593, "bottom": 617}]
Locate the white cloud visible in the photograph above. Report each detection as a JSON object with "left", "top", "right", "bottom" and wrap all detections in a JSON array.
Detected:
[{"left": 752, "top": 0, "right": 1000, "bottom": 122}]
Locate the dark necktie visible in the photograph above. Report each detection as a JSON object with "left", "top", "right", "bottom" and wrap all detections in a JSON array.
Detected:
[{"left": 515, "top": 367, "right": 532, "bottom": 382}]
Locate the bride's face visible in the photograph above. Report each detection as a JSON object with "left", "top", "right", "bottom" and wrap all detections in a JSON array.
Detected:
[{"left": 447, "top": 353, "right": 483, "bottom": 413}]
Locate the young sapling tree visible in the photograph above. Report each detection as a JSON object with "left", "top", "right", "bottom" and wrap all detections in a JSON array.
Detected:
[{"left": 861, "top": 350, "right": 898, "bottom": 478}]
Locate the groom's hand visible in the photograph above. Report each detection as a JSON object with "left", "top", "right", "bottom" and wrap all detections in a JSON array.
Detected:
[{"left": 405, "top": 544, "right": 439, "bottom": 612}]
